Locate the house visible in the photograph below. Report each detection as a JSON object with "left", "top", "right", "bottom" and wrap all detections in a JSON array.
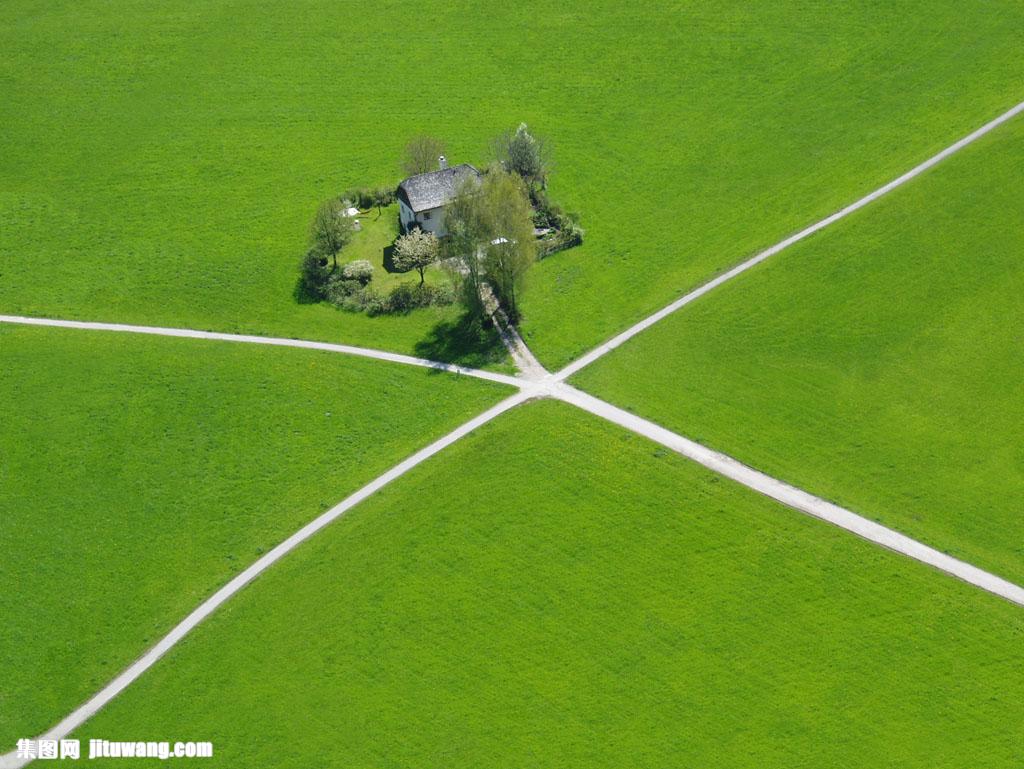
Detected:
[{"left": 397, "top": 156, "right": 481, "bottom": 237}]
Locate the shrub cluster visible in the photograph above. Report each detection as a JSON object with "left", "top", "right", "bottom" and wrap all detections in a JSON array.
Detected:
[
  {"left": 299, "top": 250, "right": 330, "bottom": 300},
  {"left": 322, "top": 274, "right": 372, "bottom": 311},
  {"left": 531, "top": 191, "right": 584, "bottom": 259},
  {"left": 365, "top": 283, "right": 456, "bottom": 316},
  {"left": 310, "top": 266, "right": 455, "bottom": 316},
  {"left": 341, "top": 259, "right": 374, "bottom": 284},
  {"left": 538, "top": 219, "right": 584, "bottom": 258},
  {"left": 341, "top": 185, "right": 396, "bottom": 210}
]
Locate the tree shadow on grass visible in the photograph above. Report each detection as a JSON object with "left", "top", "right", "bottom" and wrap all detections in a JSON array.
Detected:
[
  {"left": 382, "top": 244, "right": 400, "bottom": 274},
  {"left": 293, "top": 276, "right": 321, "bottom": 305},
  {"left": 415, "top": 312, "right": 509, "bottom": 371}
]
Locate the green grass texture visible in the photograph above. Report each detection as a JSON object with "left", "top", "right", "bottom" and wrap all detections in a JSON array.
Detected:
[
  {"left": 0, "top": 324, "right": 507, "bottom": 744},
  {"left": 75, "top": 401, "right": 1024, "bottom": 769},
  {"left": 575, "top": 115, "right": 1024, "bottom": 585},
  {"left": 2, "top": 1, "right": 1023, "bottom": 366}
]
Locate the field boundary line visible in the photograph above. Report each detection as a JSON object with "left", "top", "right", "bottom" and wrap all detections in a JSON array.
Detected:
[
  {"left": 0, "top": 391, "right": 532, "bottom": 769},
  {"left": 555, "top": 98, "right": 1024, "bottom": 381},
  {"left": 0, "top": 314, "right": 524, "bottom": 389},
  {"left": 553, "top": 383, "right": 1024, "bottom": 607}
]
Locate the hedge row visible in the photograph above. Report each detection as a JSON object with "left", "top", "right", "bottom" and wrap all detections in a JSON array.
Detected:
[{"left": 341, "top": 185, "right": 396, "bottom": 210}]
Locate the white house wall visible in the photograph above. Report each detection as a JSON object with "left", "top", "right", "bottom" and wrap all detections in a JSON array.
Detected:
[
  {"left": 416, "top": 206, "right": 446, "bottom": 236},
  {"left": 399, "top": 200, "right": 416, "bottom": 231},
  {"left": 399, "top": 202, "right": 448, "bottom": 237}
]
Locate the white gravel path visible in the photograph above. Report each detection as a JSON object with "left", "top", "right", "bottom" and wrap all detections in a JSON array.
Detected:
[
  {"left": 5, "top": 378, "right": 1021, "bottom": 768},
  {"left": 552, "top": 383, "right": 1024, "bottom": 607},
  {"left": 0, "top": 315, "right": 524, "bottom": 389},
  {"left": 555, "top": 98, "right": 1024, "bottom": 382},
  {"left": 480, "top": 284, "right": 549, "bottom": 381},
  {"left": 5, "top": 99, "right": 1024, "bottom": 768},
  {"left": 0, "top": 390, "right": 533, "bottom": 769}
]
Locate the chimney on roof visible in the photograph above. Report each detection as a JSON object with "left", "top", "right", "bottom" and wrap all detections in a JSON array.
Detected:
[{"left": 438, "top": 155, "right": 448, "bottom": 170}]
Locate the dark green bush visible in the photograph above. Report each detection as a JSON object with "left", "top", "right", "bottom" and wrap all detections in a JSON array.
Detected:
[
  {"left": 341, "top": 185, "right": 396, "bottom": 211},
  {"left": 374, "top": 185, "right": 396, "bottom": 207},
  {"left": 538, "top": 219, "right": 584, "bottom": 258},
  {"left": 528, "top": 188, "right": 582, "bottom": 257},
  {"left": 323, "top": 276, "right": 365, "bottom": 307},
  {"left": 366, "top": 282, "right": 457, "bottom": 316},
  {"left": 382, "top": 283, "right": 418, "bottom": 314},
  {"left": 299, "top": 249, "right": 329, "bottom": 299},
  {"left": 320, "top": 274, "right": 453, "bottom": 316}
]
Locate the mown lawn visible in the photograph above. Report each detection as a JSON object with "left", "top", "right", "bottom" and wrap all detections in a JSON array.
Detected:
[
  {"left": 575, "top": 117, "right": 1024, "bottom": 585},
  {"left": 76, "top": 401, "right": 1024, "bottom": 768},
  {"left": 339, "top": 203, "right": 449, "bottom": 293},
  {"left": 0, "top": 324, "right": 507, "bottom": 746},
  {"left": 2, "top": 2, "right": 1024, "bottom": 367}
]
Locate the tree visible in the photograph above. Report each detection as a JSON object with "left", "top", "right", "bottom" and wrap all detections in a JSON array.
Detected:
[
  {"left": 392, "top": 229, "right": 440, "bottom": 285},
  {"left": 479, "top": 169, "right": 536, "bottom": 322},
  {"left": 374, "top": 184, "right": 396, "bottom": 214},
  {"left": 444, "top": 175, "right": 489, "bottom": 320},
  {"left": 402, "top": 135, "right": 447, "bottom": 177},
  {"left": 298, "top": 249, "right": 328, "bottom": 300},
  {"left": 444, "top": 165, "right": 536, "bottom": 322},
  {"left": 493, "top": 123, "right": 551, "bottom": 193},
  {"left": 310, "top": 198, "right": 354, "bottom": 270}
]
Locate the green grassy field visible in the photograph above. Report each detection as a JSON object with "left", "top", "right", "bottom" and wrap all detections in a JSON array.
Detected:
[
  {"left": 2, "top": 2, "right": 1024, "bottom": 367},
  {"left": 575, "top": 117, "right": 1024, "bottom": 585},
  {"left": 5, "top": 1, "right": 1023, "bottom": 762},
  {"left": 0, "top": 325, "right": 506, "bottom": 746},
  {"left": 73, "top": 401, "right": 1024, "bottom": 768}
]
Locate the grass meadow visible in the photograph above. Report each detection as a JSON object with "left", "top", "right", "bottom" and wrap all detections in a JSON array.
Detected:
[
  {"left": 0, "top": 324, "right": 506, "bottom": 746},
  {"left": 73, "top": 401, "right": 1024, "bottom": 768},
  {"left": 4, "top": 2, "right": 1023, "bottom": 762},
  {"left": 2, "top": 2, "right": 1024, "bottom": 366},
  {"left": 575, "top": 117, "right": 1024, "bottom": 585}
]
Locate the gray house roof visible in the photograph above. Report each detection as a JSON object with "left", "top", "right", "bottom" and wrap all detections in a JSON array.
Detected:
[{"left": 397, "top": 164, "right": 481, "bottom": 213}]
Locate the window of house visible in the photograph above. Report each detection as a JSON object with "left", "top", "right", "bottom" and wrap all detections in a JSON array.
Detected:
[{"left": 422, "top": 211, "right": 431, "bottom": 220}]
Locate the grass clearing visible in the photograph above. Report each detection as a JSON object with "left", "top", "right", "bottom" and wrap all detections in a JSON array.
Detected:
[
  {"left": 0, "top": 324, "right": 507, "bottom": 745},
  {"left": 73, "top": 401, "right": 1024, "bottom": 768},
  {"left": 2, "top": 2, "right": 1024, "bottom": 367},
  {"left": 575, "top": 117, "right": 1024, "bottom": 585}
]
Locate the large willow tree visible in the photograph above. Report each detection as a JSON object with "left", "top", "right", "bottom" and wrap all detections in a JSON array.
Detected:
[{"left": 445, "top": 165, "right": 536, "bottom": 323}]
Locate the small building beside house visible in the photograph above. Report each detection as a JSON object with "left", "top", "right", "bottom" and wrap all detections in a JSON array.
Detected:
[{"left": 397, "top": 156, "right": 481, "bottom": 237}]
